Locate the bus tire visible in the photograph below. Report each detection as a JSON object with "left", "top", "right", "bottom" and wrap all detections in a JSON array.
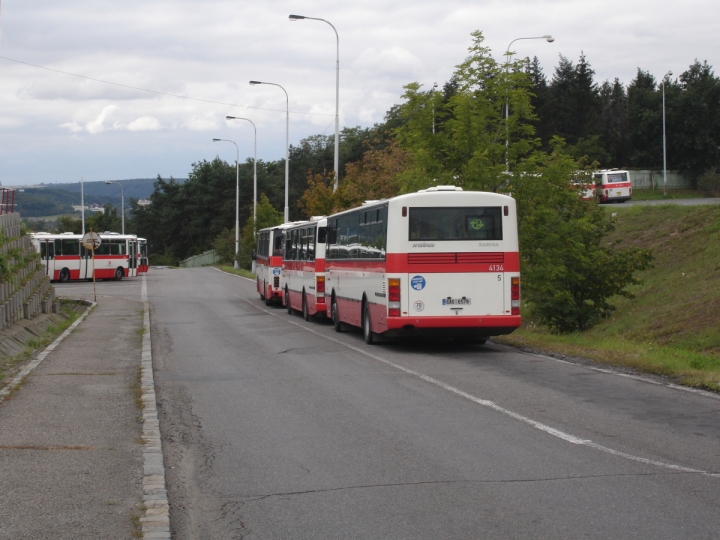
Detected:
[
  {"left": 286, "top": 287, "right": 293, "bottom": 314},
  {"left": 59, "top": 268, "right": 70, "bottom": 283},
  {"left": 332, "top": 298, "right": 343, "bottom": 333},
  {"left": 363, "top": 302, "right": 375, "bottom": 345},
  {"left": 114, "top": 267, "right": 124, "bottom": 281},
  {"left": 302, "top": 292, "right": 310, "bottom": 321}
]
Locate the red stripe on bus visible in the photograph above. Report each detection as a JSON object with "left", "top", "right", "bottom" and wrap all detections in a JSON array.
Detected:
[
  {"left": 326, "top": 252, "right": 520, "bottom": 273},
  {"left": 385, "top": 314, "right": 522, "bottom": 330}
]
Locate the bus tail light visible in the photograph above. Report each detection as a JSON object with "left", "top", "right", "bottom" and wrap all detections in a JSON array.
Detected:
[
  {"left": 388, "top": 278, "right": 401, "bottom": 317},
  {"left": 316, "top": 275, "right": 325, "bottom": 297},
  {"left": 511, "top": 277, "right": 521, "bottom": 316}
]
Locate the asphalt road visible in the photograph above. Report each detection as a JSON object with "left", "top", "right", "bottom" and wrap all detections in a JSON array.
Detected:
[{"left": 146, "top": 267, "right": 719, "bottom": 539}]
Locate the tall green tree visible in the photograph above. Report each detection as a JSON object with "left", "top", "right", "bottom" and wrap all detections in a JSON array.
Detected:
[
  {"left": 394, "top": 31, "right": 538, "bottom": 192},
  {"left": 671, "top": 61, "right": 720, "bottom": 182}
]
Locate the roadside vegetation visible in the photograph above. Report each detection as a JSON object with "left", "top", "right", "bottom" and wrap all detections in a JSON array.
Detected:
[
  {"left": 0, "top": 300, "right": 86, "bottom": 389},
  {"left": 497, "top": 204, "right": 720, "bottom": 391}
]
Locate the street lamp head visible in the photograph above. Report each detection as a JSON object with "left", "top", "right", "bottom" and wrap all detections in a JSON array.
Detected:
[
  {"left": 212, "top": 138, "right": 221, "bottom": 142},
  {"left": 105, "top": 181, "right": 112, "bottom": 185},
  {"left": 544, "top": 35, "right": 555, "bottom": 43},
  {"left": 249, "top": 80, "right": 262, "bottom": 85},
  {"left": 288, "top": 14, "right": 306, "bottom": 20},
  {"left": 226, "top": 116, "right": 236, "bottom": 120}
]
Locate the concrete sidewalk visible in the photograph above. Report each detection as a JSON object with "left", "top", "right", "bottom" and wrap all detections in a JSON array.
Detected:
[{"left": 0, "top": 296, "right": 147, "bottom": 539}]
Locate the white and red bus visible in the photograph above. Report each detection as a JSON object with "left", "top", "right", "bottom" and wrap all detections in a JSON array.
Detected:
[
  {"left": 254, "top": 221, "right": 306, "bottom": 305},
  {"left": 137, "top": 238, "right": 149, "bottom": 274},
  {"left": 593, "top": 169, "right": 632, "bottom": 203},
  {"left": 324, "top": 186, "right": 521, "bottom": 344},
  {"left": 31, "top": 232, "right": 146, "bottom": 282},
  {"left": 281, "top": 217, "right": 328, "bottom": 320}
]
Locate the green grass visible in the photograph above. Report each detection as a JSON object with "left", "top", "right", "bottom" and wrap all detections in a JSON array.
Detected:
[
  {"left": 630, "top": 188, "right": 704, "bottom": 201},
  {"left": 217, "top": 265, "right": 255, "bottom": 279},
  {"left": 497, "top": 204, "right": 720, "bottom": 392}
]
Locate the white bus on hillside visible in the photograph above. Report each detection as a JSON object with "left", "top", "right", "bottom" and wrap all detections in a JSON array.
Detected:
[
  {"left": 31, "top": 232, "right": 145, "bottom": 282},
  {"left": 281, "top": 217, "right": 328, "bottom": 320},
  {"left": 254, "top": 221, "right": 307, "bottom": 306},
  {"left": 324, "top": 186, "right": 522, "bottom": 344},
  {"left": 593, "top": 169, "right": 632, "bottom": 203}
]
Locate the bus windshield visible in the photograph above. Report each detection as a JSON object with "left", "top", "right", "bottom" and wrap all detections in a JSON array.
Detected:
[{"left": 409, "top": 207, "right": 503, "bottom": 241}]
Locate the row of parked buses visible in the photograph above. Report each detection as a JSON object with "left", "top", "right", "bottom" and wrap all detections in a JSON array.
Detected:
[
  {"left": 577, "top": 169, "right": 633, "bottom": 203},
  {"left": 30, "top": 232, "right": 149, "bottom": 282},
  {"left": 253, "top": 186, "right": 521, "bottom": 344}
]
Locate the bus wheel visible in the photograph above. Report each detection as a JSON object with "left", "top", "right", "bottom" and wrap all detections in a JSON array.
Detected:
[
  {"left": 286, "top": 287, "right": 293, "bottom": 314},
  {"left": 59, "top": 268, "right": 70, "bottom": 283},
  {"left": 302, "top": 293, "right": 310, "bottom": 321},
  {"left": 114, "top": 267, "right": 124, "bottom": 281},
  {"left": 363, "top": 303, "right": 375, "bottom": 345},
  {"left": 332, "top": 298, "right": 343, "bottom": 333}
]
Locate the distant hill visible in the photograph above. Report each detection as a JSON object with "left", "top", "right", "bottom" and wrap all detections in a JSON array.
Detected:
[{"left": 14, "top": 178, "right": 187, "bottom": 218}]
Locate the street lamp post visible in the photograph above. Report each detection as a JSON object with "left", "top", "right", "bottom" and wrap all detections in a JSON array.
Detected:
[
  {"left": 289, "top": 14, "right": 340, "bottom": 191},
  {"left": 504, "top": 35, "right": 554, "bottom": 171},
  {"left": 250, "top": 80, "right": 290, "bottom": 223},
  {"left": 213, "top": 138, "right": 240, "bottom": 269},
  {"left": 105, "top": 181, "right": 124, "bottom": 234},
  {"left": 226, "top": 116, "right": 257, "bottom": 235},
  {"left": 662, "top": 70, "right": 673, "bottom": 197}
]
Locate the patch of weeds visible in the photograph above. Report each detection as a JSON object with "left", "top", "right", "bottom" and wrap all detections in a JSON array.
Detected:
[
  {"left": 135, "top": 436, "right": 147, "bottom": 445},
  {"left": 132, "top": 365, "right": 144, "bottom": 411},
  {"left": 129, "top": 504, "right": 144, "bottom": 539}
]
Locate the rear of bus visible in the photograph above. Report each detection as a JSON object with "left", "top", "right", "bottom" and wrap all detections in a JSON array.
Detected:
[
  {"left": 383, "top": 187, "right": 521, "bottom": 339},
  {"left": 595, "top": 170, "right": 632, "bottom": 203},
  {"left": 254, "top": 227, "right": 285, "bottom": 305}
]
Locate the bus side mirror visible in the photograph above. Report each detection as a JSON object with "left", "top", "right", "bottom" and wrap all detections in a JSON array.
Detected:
[{"left": 251, "top": 249, "right": 257, "bottom": 261}]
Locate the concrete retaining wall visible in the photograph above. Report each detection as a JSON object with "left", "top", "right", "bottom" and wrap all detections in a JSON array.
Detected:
[
  {"left": 631, "top": 170, "right": 692, "bottom": 189},
  {"left": 0, "top": 213, "right": 55, "bottom": 331},
  {"left": 179, "top": 249, "right": 221, "bottom": 268}
]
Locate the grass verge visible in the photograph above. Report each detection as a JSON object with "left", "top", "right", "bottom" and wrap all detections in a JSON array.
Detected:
[
  {"left": 629, "top": 188, "right": 704, "bottom": 201},
  {"left": 497, "top": 204, "right": 720, "bottom": 392},
  {"left": 217, "top": 265, "right": 255, "bottom": 279}
]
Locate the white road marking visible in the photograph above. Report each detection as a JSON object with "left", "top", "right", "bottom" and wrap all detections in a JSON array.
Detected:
[{"left": 242, "top": 296, "right": 720, "bottom": 479}]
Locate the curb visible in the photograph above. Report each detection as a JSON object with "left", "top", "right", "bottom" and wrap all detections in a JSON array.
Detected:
[
  {"left": 140, "top": 276, "right": 171, "bottom": 539},
  {"left": 0, "top": 300, "right": 95, "bottom": 403}
]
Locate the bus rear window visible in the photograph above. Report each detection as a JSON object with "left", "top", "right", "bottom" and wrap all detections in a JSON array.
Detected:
[{"left": 409, "top": 207, "right": 503, "bottom": 241}]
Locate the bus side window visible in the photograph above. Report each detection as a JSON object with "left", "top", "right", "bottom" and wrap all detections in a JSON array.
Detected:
[{"left": 273, "top": 234, "right": 284, "bottom": 256}]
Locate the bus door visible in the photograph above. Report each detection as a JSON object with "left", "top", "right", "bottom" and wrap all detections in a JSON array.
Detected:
[
  {"left": 128, "top": 240, "right": 138, "bottom": 277},
  {"left": 79, "top": 244, "right": 92, "bottom": 279},
  {"left": 39, "top": 240, "right": 54, "bottom": 276}
]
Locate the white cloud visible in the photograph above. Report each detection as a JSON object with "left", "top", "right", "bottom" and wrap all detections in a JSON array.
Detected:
[
  {"left": 127, "top": 116, "right": 162, "bottom": 131},
  {"left": 353, "top": 47, "right": 424, "bottom": 79}
]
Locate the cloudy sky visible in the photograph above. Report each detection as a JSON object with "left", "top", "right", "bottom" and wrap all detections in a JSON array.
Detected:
[{"left": 1, "top": 0, "right": 717, "bottom": 186}]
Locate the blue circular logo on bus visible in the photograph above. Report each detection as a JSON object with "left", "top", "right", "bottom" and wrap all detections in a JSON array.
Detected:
[
  {"left": 272, "top": 268, "right": 281, "bottom": 276},
  {"left": 411, "top": 275, "right": 426, "bottom": 291}
]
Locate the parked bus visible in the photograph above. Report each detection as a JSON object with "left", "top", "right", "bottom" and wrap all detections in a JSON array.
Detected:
[
  {"left": 137, "top": 238, "right": 150, "bottom": 275},
  {"left": 254, "top": 221, "right": 306, "bottom": 305},
  {"left": 31, "top": 232, "right": 145, "bottom": 282},
  {"left": 593, "top": 169, "right": 632, "bottom": 203},
  {"left": 281, "top": 217, "right": 328, "bottom": 320},
  {"left": 324, "top": 186, "right": 521, "bottom": 344}
]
